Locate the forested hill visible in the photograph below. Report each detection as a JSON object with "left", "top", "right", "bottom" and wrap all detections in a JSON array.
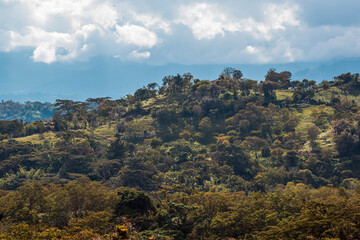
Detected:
[
  {"left": 0, "top": 100, "right": 54, "bottom": 122},
  {"left": 1, "top": 69, "right": 360, "bottom": 239}
]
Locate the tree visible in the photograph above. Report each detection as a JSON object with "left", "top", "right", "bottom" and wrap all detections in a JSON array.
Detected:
[
  {"left": 0, "top": 120, "right": 23, "bottom": 138},
  {"left": 279, "top": 71, "right": 292, "bottom": 89},
  {"left": 211, "top": 143, "right": 254, "bottom": 179},
  {"left": 320, "top": 80, "right": 330, "bottom": 90},
  {"left": 114, "top": 190, "right": 155, "bottom": 216},
  {"left": 92, "top": 159, "right": 123, "bottom": 180},
  {"left": 221, "top": 67, "right": 236, "bottom": 78},
  {"left": 150, "top": 137, "right": 163, "bottom": 148},
  {"left": 261, "top": 81, "right": 278, "bottom": 105},
  {"left": 239, "top": 79, "right": 257, "bottom": 96},
  {"left": 220, "top": 67, "right": 242, "bottom": 80},
  {"left": 333, "top": 119, "right": 360, "bottom": 156},
  {"left": 307, "top": 125, "right": 320, "bottom": 151},
  {"left": 86, "top": 97, "right": 111, "bottom": 106},
  {"left": 147, "top": 82, "right": 159, "bottom": 90},
  {"left": 198, "top": 117, "right": 212, "bottom": 133},
  {"left": 265, "top": 68, "right": 280, "bottom": 82},
  {"left": 243, "top": 136, "right": 268, "bottom": 158},
  {"left": 134, "top": 87, "right": 156, "bottom": 101},
  {"left": 233, "top": 70, "right": 243, "bottom": 80},
  {"left": 55, "top": 99, "right": 88, "bottom": 115},
  {"left": 107, "top": 138, "right": 128, "bottom": 159},
  {"left": 162, "top": 73, "right": 192, "bottom": 97},
  {"left": 284, "top": 150, "right": 299, "bottom": 168},
  {"left": 307, "top": 125, "right": 320, "bottom": 142},
  {"left": 334, "top": 72, "right": 358, "bottom": 85}
]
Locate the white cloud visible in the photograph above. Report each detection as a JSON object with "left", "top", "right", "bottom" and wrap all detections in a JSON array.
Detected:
[
  {"left": 32, "top": 43, "right": 56, "bottom": 63},
  {"left": 307, "top": 27, "right": 360, "bottom": 60},
  {"left": 9, "top": 26, "right": 77, "bottom": 63},
  {"left": 254, "top": 3, "right": 300, "bottom": 40},
  {"left": 131, "top": 12, "right": 171, "bottom": 33},
  {"left": 264, "top": 3, "right": 300, "bottom": 31},
  {"left": 9, "top": 0, "right": 118, "bottom": 30},
  {"left": 176, "top": 2, "right": 300, "bottom": 41},
  {"left": 177, "top": 3, "right": 241, "bottom": 40},
  {"left": 115, "top": 24, "right": 157, "bottom": 48},
  {"left": 0, "top": 0, "right": 360, "bottom": 64},
  {"left": 245, "top": 46, "right": 257, "bottom": 54},
  {"left": 0, "top": 0, "right": 158, "bottom": 63},
  {"left": 130, "top": 50, "right": 151, "bottom": 59}
]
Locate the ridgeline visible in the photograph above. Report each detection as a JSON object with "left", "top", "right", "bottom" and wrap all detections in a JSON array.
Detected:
[{"left": 1, "top": 69, "right": 360, "bottom": 239}]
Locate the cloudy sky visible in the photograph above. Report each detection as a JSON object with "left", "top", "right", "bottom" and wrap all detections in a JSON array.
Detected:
[
  {"left": 1, "top": 0, "right": 360, "bottom": 64},
  {"left": 0, "top": 0, "right": 360, "bottom": 101}
]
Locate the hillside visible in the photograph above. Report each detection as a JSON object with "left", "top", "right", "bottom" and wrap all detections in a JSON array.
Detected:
[
  {"left": 1, "top": 69, "right": 360, "bottom": 239},
  {"left": 0, "top": 100, "right": 54, "bottom": 122}
]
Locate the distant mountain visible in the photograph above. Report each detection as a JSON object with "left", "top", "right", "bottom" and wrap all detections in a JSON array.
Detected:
[
  {"left": 1, "top": 51, "right": 359, "bottom": 102},
  {"left": 0, "top": 92, "right": 80, "bottom": 103},
  {"left": 293, "top": 58, "right": 360, "bottom": 81}
]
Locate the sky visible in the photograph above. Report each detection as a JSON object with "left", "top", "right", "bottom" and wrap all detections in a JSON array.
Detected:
[{"left": 1, "top": 0, "right": 360, "bottom": 101}]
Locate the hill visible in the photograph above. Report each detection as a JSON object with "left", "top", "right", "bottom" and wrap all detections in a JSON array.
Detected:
[
  {"left": 0, "top": 69, "right": 360, "bottom": 239},
  {"left": 0, "top": 100, "right": 54, "bottom": 122}
]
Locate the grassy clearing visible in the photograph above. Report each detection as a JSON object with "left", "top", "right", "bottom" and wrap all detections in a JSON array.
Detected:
[
  {"left": 142, "top": 97, "right": 158, "bottom": 109},
  {"left": 294, "top": 105, "right": 335, "bottom": 152},
  {"left": 10, "top": 124, "right": 116, "bottom": 145},
  {"left": 11, "top": 132, "right": 56, "bottom": 144},
  {"left": 314, "top": 86, "right": 360, "bottom": 105},
  {"left": 276, "top": 89, "right": 294, "bottom": 100},
  {"left": 123, "top": 117, "right": 156, "bottom": 139},
  {"left": 295, "top": 106, "right": 317, "bottom": 132},
  {"left": 93, "top": 124, "right": 116, "bottom": 138},
  {"left": 318, "top": 128, "right": 335, "bottom": 148}
]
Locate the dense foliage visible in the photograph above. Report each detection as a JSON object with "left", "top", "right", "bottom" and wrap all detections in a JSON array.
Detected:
[
  {"left": 1, "top": 69, "right": 360, "bottom": 239},
  {"left": 0, "top": 100, "right": 54, "bottom": 122}
]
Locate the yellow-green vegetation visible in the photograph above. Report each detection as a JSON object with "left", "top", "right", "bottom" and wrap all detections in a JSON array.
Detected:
[
  {"left": 276, "top": 89, "right": 294, "bottom": 100},
  {"left": 91, "top": 123, "right": 117, "bottom": 141},
  {"left": 123, "top": 117, "right": 156, "bottom": 141},
  {"left": 314, "top": 85, "right": 360, "bottom": 105},
  {"left": 1, "top": 178, "right": 360, "bottom": 239},
  {"left": 295, "top": 106, "right": 333, "bottom": 136},
  {"left": 11, "top": 131, "right": 56, "bottom": 145},
  {"left": 0, "top": 70, "right": 360, "bottom": 239}
]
